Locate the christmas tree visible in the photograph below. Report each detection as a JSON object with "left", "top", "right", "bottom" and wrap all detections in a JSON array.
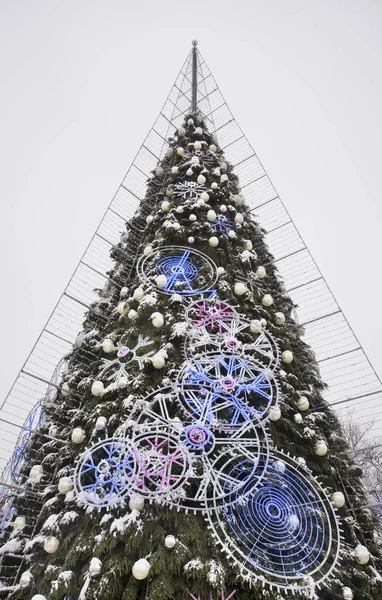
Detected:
[{"left": 0, "top": 41, "right": 381, "bottom": 600}]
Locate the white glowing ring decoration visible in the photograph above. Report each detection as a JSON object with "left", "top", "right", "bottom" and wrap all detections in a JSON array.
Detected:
[
  {"left": 137, "top": 246, "right": 218, "bottom": 297},
  {"left": 206, "top": 450, "right": 342, "bottom": 593},
  {"left": 177, "top": 355, "right": 279, "bottom": 427},
  {"left": 134, "top": 391, "right": 270, "bottom": 510}
]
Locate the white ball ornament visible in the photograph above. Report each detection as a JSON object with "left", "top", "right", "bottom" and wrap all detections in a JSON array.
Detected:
[
  {"left": 314, "top": 440, "right": 328, "bottom": 456},
  {"left": 208, "top": 236, "right": 219, "bottom": 247},
  {"left": 282, "top": 350, "right": 294, "bottom": 363},
  {"left": 288, "top": 514, "right": 300, "bottom": 530},
  {"left": 117, "top": 301, "right": 129, "bottom": 315},
  {"left": 250, "top": 320, "right": 262, "bottom": 334},
  {"left": 197, "top": 174, "right": 206, "bottom": 185},
  {"left": 89, "top": 557, "right": 102, "bottom": 576},
  {"left": 152, "top": 354, "right": 166, "bottom": 369},
  {"left": 269, "top": 406, "right": 281, "bottom": 421},
  {"left": 234, "top": 282, "right": 247, "bottom": 296},
  {"left": 172, "top": 222, "right": 181, "bottom": 231},
  {"left": 143, "top": 245, "right": 153, "bottom": 256},
  {"left": 256, "top": 266, "right": 266, "bottom": 279},
  {"left": 176, "top": 147, "right": 184, "bottom": 156},
  {"left": 171, "top": 166, "right": 179, "bottom": 174},
  {"left": 71, "top": 427, "right": 85, "bottom": 444},
  {"left": 296, "top": 456, "right": 306, "bottom": 466},
  {"left": 194, "top": 141, "right": 202, "bottom": 151},
  {"left": 331, "top": 492, "right": 345, "bottom": 508},
  {"left": 178, "top": 126, "right": 186, "bottom": 137},
  {"left": 161, "top": 200, "right": 171, "bottom": 212},
  {"left": 211, "top": 182, "right": 219, "bottom": 190},
  {"left": 260, "top": 318, "right": 267, "bottom": 327},
  {"left": 195, "top": 126, "right": 203, "bottom": 135},
  {"left": 43, "top": 536, "right": 59, "bottom": 554},
  {"left": 189, "top": 214, "right": 197, "bottom": 222},
  {"left": 297, "top": 396, "right": 310, "bottom": 411},
  {"left": 151, "top": 312, "right": 164, "bottom": 328},
  {"left": 209, "top": 144, "right": 217, "bottom": 152},
  {"left": 275, "top": 312, "right": 286, "bottom": 325},
  {"left": 234, "top": 213, "right": 244, "bottom": 224},
  {"left": 58, "top": 477, "right": 73, "bottom": 494},
  {"left": 342, "top": 587, "right": 353, "bottom": 600},
  {"left": 31, "top": 596, "right": 47, "bottom": 600},
  {"left": 217, "top": 266, "right": 225, "bottom": 277},
  {"left": 228, "top": 230, "right": 236, "bottom": 239},
  {"left": 146, "top": 215, "right": 154, "bottom": 224},
  {"left": 188, "top": 237, "right": 195, "bottom": 243},
  {"left": 244, "top": 239, "right": 253, "bottom": 250},
  {"left": 129, "top": 495, "right": 145, "bottom": 511},
  {"left": 102, "top": 338, "right": 114, "bottom": 353},
  {"left": 128, "top": 309, "right": 138, "bottom": 319},
  {"left": 220, "top": 174, "right": 228, "bottom": 183},
  {"left": 91, "top": 381, "right": 104, "bottom": 397},
  {"left": 262, "top": 294, "right": 273, "bottom": 307},
  {"left": 132, "top": 558, "right": 150, "bottom": 580},
  {"left": 294, "top": 413, "right": 303, "bottom": 424},
  {"left": 166, "top": 187, "right": 174, "bottom": 197},
  {"left": 20, "top": 571, "right": 33, "bottom": 588},
  {"left": 355, "top": 544, "right": 370, "bottom": 565},
  {"left": 207, "top": 209, "right": 217, "bottom": 221},
  {"left": 95, "top": 416, "right": 107, "bottom": 431},
  {"left": 200, "top": 192, "right": 209, "bottom": 202},
  {"left": 186, "top": 168, "right": 193, "bottom": 177},
  {"left": 13, "top": 516, "right": 26, "bottom": 530},
  {"left": 155, "top": 166, "right": 164, "bottom": 177},
  {"left": 166, "top": 147, "right": 174, "bottom": 157},
  {"left": 187, "top": 118, "right": 194, "bottom": 126},
  {"left": 61, "top": 382, "right": 71, "bottom": 397},
  {"left": 133, "top": 287, "right": 145, "bottom": 301},
  {"left": 220, "top": 204, "right": 227, "bottom": 213},
  {"left": 156, "top": 274, "right": 167, "bottom": 289},
  {"left": 164, "top": 535, "right": 177, "bottom": 549},
  {"left": 120, "top": 286, "right": 128, "bottom": 297},
  {"left": 190, "top": 156, "right": 200, "bottom": 165},
  {"left": 273, "top": 460, "right": 286, "bottom": 474},
  {"left": 29, "top": 465, "right": 43, "bottom": 479}
]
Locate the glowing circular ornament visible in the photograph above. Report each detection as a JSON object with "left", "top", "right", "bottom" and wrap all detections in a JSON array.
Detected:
[
  {"left": 194, "top": 141, "right": 202, "bottom": 151},
  {"left": 20, "top": 571, "right": 33, "bottom": 588},
  {"left": 235, "top": 213, "right": 244, "bottom": 224},
  {"left": 117, "top": 301, "right": 129, "bottom": 315},
  {"left": 102, "top": 338, "right": 114, "bottom": 353},
  {"left": 294, "top": 413, "right": 303, "bottom": 424},
  {"left": 172, "top": 166, "right": 179, "bottom": 174},
  {"left": 355, "top": 544, "right": 370, "bottom": 564},
  {"left": 133, "top": 287, "right": 144, "bottom": 301},
  {"left": 315, "top": 440, "right": 328, "bottom": 456},
  {"left": 29, "top": 464, "right": 43, "bottom": 479},
  {"left": 207, "top": 209, "right": 217, "bottom": 221},
  {"left": 95, "top": 416, "right": 107, "bottom": 430},
  {"left": 206, "top": 450, "right": 342, "bottom": 593},
  {"left": 209, "top": 144, "right": 217, "bottom": 152},
  {"left": 44, "top": 536, "right": 59, "bottom": 554},
  {"left": 197, "top": 174, "right": 206, "bottom": 185},
  {"left": 89, "top": 557, "right": 102, "bottom": 576},
  {"left": 269, "top": 406, "right": 281, "bottom": 421},
  {"left": 165, "top": 535, "right": 177, "bottom": 549},
  {"left": 191, "top": 156, "right": 200, "bottom": 165},
  {"left": 178, "top": 126, "right": 186, "bottom": 137},
  {"left": 342, "top": 587, "right": 353, "bottom": 600},
  {"left": 234, "top": 282, "right": 247, "bottom": 296},
  {"left": 156, "top": 274, "right": 167, "bottom": 289},
  {"left": 132, "top": 558, "right": 150, "bottom": 580},
  {"left": 31, "top": 596, "right": 47, "bottom": 600},
  {"left": 186, "top": 168, "right": 193, "bottom": 176},
  {"left": 282, "top": 350, "right": 294, "bottom": 363},
  {"left": 211, "top": 182, "right": 218, "bottom": 189},
  {"left": 217, "top": 266, "right": 225, "bottom": 277},
  {"left": 256, "top": 266, "right": 266, "bottom": 279},
  {"left": 200, "top": 192, "right": 209, "bottom": 202},
  {"left": 297, "top": 396, "right": 309, "bottom": 411},
  {"left": 129, "top": 494, "right": 145, "bottom": 511},
  {"left": 138, "top": 246, "right": 217, "bottom": 297},
  {"left": 188, "top": 236, "right": 194, "bottom": 243},
  {"left": 209, "top": 236, "right": 219, "bottom": 247},
  {"left": 262, "top": 294, "right": 273, "bottom": 307},
  {"left": 275, "top": 311, "right": 286, "bottom": 325},
  {"left": 151, "top": 312, "right": 164, "bottom": 328},
  {"left": 91, "top": 381, "right": 104, "bottom": 397},
  {"left": 331, "top": 492, "right": 345, "bottom": 508},
  {"left": 128, "top": 309, "right": 137, "bottom": 320},
  {"left": 250, "top": 319, "right": 262, "bottom": 334},
  {"left": 195, "top": 126, "right": 203, "bottom": 135},
  {"left": 58, "top": 477, "right": 73, "bottom": 494},
  {"left": 189, "top": 214, "right": 197, "bottom": 221},
  {"left": 152, "top": 354, "right": 166, "bottom": 369},
  {"left": 156, "top": 166, "right": 164, "bottom": 176},
  {"left": 146, "top": 215, "right": 154, "bottom": 224},
  {"left": 71, "top": 428, "right": 85, "bottom": 444}
]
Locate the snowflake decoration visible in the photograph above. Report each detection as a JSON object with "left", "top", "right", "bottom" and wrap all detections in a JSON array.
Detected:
[
  {"left": 210, "top": 214, "right": 235, "bottom": 234},
  {"left": 98, "top": 336, "right": 154, "bottom": 382},
  {"left": 183, "top": 149, "right": 214, "bottom": 168},
  {"left": 186, "top": 299, "right": 240, "bottom": 334},
  {"left": 174, "top": 180, "right": 206, "bottom": 199}
]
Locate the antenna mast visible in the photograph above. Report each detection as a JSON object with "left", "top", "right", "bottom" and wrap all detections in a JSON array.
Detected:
[{"left": 191, "top": 40, "right": 198, "bottom": 113}]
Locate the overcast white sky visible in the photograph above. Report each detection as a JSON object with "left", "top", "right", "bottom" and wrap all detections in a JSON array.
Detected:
[{"left": 0, "top": 0, "right": 381, "bottom": 402}]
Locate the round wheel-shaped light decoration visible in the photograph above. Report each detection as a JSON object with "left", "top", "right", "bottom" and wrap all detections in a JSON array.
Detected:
[
  {"left": 151, "top": 312, "right": 164, "bottom": 328},
  {"left": 209, "top": 236, "right": 219, "bottom": 247},
  {"left": 262, "top": 294, "right": 273, "bottom": 307},
  {"left": 89, "top": 557, "right": 102, "bottom": 576},
  {"left": 256, "top": 266, "right": 266, "bottom": 279},
  {"left": 19, "top": 571, "right": 33, "bottom": 588},
  {"left": 281, "top": 350, "right": 294, "bottom": 364},
  {"left": 152, "top": 354, "right": 166, "bottom": 369},
  {"left": 315, "top": 440, "right": 328, "bottom": 456},
  {"left": 234, "top": 282, "right": 247, "bottom": 296},
  {"left": 235, "top": 213, "right": 244, "bottom": 224},
  {"left": 132, "top": 558, "right": 151, "bottom": 580},
  {"left": 71, "top": 427, "right": 85, "bottom": 444},
  {"left": 275, "top": 312, "right": 286, "bottom": 325},
  {"left": 129, "top": 494, "right": 145, "bottom": 511},
  {"left": 197, "top": 174, "right": 206, "bottom": 185},
  {"left": 102, "top": 338, "right": 115, "bottom": 353},
  {"left": 11, "top": 400, "right": 45, "bottom": 482},
  {"left": 91, "top": 381, "right": 104, "bottom": 397},
  {"left": 95, "top": 416, "right": 107, "bottom": 430},
  {"left": 29, "top": 464, "right": 43, "bottom": 479},
  {"left": 217, "top": 266, "right": 225, "bottom": 277},
  {"left": 43, "top": 536, "right": 59, "bottom": 554},
  {"left": 164, "top": 535, "right": 177, "bottom": 549},
  {"left": 13, "top": 515, "right": 26, "bottom": 530},
  {"left": 117, "top": 301, "right": 129, "bottom": 315},
  {"left": 178, "top": 126, "right": 186, "bottom": 137},
  {"left": 250, "top": 319, "right": 262, "bottom": 334},
  {"left": 331, "top": 492, "right": 345, "bottom": 508},
  {"left": 58, "top": 477, "right": 73, "bottom": 494},
  {"left": 269, "top": 406, "right": 281, "bottom": 421},
  {"left": 133, "top": 287, "right": 145, "bottom": 301},
  {"left": 205, "top": 450, "right": 342, "bottom": 593},
  {"left": 294, "top": 413, "right": 303, "bottom": 424},
  {"left": 355, "top": 544, "right": 370, "bottom": 564},
  {"left": 342, "top": 586, "right": 353, "bottom": 600},
  {"left": 138, "top": 246, "right": 218, "bottom": 297},
  {"left": 207, "top": 209, "right": 216, "bottom": 221},
  {"left": 297, "top": 396, "right": 309, "bottom": 411}
]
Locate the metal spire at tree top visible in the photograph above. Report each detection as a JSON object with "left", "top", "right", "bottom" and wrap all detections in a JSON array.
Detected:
[{"left": 191, "top": 39, "right": 198, "bottom": 113}]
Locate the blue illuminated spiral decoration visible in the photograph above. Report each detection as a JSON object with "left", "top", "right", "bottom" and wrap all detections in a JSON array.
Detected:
[
  {"left": 12, "top": 402, "right": 44, "bottom": 482},
  {"left": 181, "top": 424, "right": 215, "bottom": 455},
  {"left": 206, "top": 451, "right": 341, "bottom": 593},
  {"left": 156, "top": 252, "right": 199, "bottom": 292}
]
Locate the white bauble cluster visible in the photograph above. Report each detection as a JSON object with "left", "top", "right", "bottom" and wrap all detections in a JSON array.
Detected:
[
  {"left": 164, "top": 535, "right": 177, "bottom": 549},
  {"left": 132, "top": 558, "right": 150, "bottom": 580},
  {"left": 91, "top": 381, "right": 104, "bottom": 397},
  {"left": 314, "top": 440, "right": 328, "bottom": 456},
  {"left": 120, "top": 286, "right": 128, "bottom": 297},
  {"left": 355, "top": 544, "right": 370, "bottom": 564},
  {"left": 71, "top": 427, "right": 85, "bottom": 444},
  {"left": 146, "top": 215, "right": 154, "bottom": 224},
  {"left": 195, "top": 126, "right": 203, "bottom": 135},
  {"left": 194, "top": 141, "right": 202, "bottom": 151},
  {"left": 176, "top": 147, "right": 184, "bottom": 156},
  {"left": 234, "top": 282, "right": 247, "bottom": 296},
  {"left": 331, "top": 491, "right": 345, "bottom": 508},
  {"left": 128, "top": 309, "right": 137, "bottom": 319},
  {"left": 209, "top": 144, "right": 217, "bottom": 152},
  {"left": 31, "top": 596, "right": 47, "bottom": 600},
  {"left": 220, "top": 174, "right": 228, "bottom": 183},
  {"left": 281, "top": 350, "right": 294, "bottom": 363},
  {"left": 151, "top": 312, "right": 164, "bottom": 328},
  {"left": 43, "top": 536, "right": 59, "bottom": 554},
  {"left": 262, "top": 294, "right": 273, "bottom": 307},
  {"left": 189, "top": 214, "right": 197, "bottom": 222},
  {"left": 244, "top": 239, "right": 253, "bottom": 250},
  {"left": 155, "top": 166, "right": 164, "bottom": 177},
  {"left": 209, "top": 236, "right": 219, "bottom": 247},
  {"left": 102, "top": 338, "right": 114, "bottom": 353},
  {"left": 296, "top": 396, "right": 309, "bottom": 411},
  {"left": 171, "top": 166, "right": 179, "bottom": 174},
  {"left": 29, "top": 465, "right": 43, "bottom": 480},
  {"left": 191, "top": 156, "right": 200, "bottom": 165},
  {"left": 186, "top": 168, "right": 193, "bottom": 176},
  {"left": 129, "top": 495, "right": 145, "bottom": 511},
  {"left": 211, "top": 182, "right": 218, "bottom": 190},
  {"left": 58, "top": 477, "right": 73, "bottom": 494}
]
